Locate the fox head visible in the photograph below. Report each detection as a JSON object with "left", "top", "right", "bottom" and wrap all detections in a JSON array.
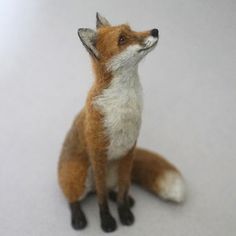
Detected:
[{"left": 78, "top": 13, "right": 159, "bottom": 72}]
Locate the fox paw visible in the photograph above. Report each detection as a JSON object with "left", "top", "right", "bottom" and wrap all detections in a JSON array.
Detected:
[
  {"left": 100, "top": 211, "right": 117, "bottom": 232},
  {"left": 118, "top": 205, "right": 135, "bottom": 226}
]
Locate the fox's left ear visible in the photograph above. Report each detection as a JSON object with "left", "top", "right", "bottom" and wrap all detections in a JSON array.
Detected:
[
  {"left": 96, "top": 12, "right": 111, "bottom": 29},
  {"left": 78, "top": 28, "right": 99, "bottom": 60}
]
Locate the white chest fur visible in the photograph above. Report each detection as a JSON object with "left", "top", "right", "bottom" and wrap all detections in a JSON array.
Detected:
[{"left": 94, "top": 68, "right": 143, "bottom": 160}]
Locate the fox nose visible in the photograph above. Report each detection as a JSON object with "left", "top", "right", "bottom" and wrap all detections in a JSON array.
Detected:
[{"left": 151, "top": 28, "right": 159, "bottom": 38}]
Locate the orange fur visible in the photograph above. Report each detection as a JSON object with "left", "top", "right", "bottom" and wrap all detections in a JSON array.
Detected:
[
  {"left": 58, "top": 111, "right": 184, "bottom": 203},
  {"left": 96, "top": 25, "right": 150, "bottom": 62},
  {"left": 132, "top": 148, "right": 179, "bottom": 195}
]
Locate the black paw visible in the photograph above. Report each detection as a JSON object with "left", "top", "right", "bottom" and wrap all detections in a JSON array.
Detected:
[
  {"left": 70, "top": 202, "right": 87, "bottom": 230},
  {"left": 118, "top": 205, "right": 135, "bottom": 226},
  {"left": 109, "top": 191, "right": 135, "bottom": 208},
  {"left": 127, "top": 196, "right": 135, "bottom": 208},
  {"left": 71, "top": 213, "right": 87, "bottom": 230},
  {"left": 100, "top": 212, "right": 117, "bottom": 233}
]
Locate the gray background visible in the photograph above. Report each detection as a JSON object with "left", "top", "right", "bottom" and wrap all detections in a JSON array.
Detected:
[{"left": 0, "top": 0, "right": 236, "bottom": 235}]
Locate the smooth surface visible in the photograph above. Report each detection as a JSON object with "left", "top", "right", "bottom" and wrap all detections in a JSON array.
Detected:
[{"left": 0, "top": 0, "right": 235, "bottom": 235}]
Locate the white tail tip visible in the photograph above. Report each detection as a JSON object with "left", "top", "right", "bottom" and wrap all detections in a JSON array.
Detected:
[{"left": 157, "top": 171, "right": 186, "bottom": 203}]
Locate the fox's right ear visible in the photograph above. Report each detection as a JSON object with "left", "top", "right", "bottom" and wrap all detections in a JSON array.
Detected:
[
  {"left": 96, "top": 12, "right": 111, "bottom": 29},
  {"left": 78, "top": 28, "right": 99, "bottom": 60}
]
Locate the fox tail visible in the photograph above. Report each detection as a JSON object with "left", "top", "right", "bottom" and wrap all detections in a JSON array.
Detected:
[{"left": 132, "top": 147, "right": 186, "bottom": 203}]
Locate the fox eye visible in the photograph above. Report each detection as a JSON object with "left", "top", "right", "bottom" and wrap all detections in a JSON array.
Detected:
[{"left": 118, "top": 35, "right": 126, "bottom": 45}]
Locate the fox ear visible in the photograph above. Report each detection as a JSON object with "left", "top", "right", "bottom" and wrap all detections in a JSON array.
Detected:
[
  {"left": 96, "top": 12, "right": 111, "bottom": 29},
  {"left": 78, "top": 28, "right": 99, "bottom": 59}
]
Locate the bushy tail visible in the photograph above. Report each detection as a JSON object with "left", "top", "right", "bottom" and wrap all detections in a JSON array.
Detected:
[{"left": 132, "top": 148, "right": 186, "bottom": 203}]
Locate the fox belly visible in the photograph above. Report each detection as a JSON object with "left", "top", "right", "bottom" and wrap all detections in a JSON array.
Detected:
[{"left": 81, "top": 161, "right": 119, "bottom": 200}]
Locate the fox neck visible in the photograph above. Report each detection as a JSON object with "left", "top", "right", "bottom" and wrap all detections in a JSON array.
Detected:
[
  {"left": 92, "top": 60, "right": 141, "bottom": 90},
  {"left": 112, "top": 65, "right": 139, "bottom": 86},
  {"left": 92, "top": 61, "right": 112, "bottom": 87}
]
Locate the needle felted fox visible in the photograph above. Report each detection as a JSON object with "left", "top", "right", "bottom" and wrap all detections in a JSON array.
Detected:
[{"left": 58, "top": 13, "right": 185, "bottom": 233}]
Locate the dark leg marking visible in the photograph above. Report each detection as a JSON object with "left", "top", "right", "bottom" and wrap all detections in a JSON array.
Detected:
[
  {"left": 118, "top": 201, "right": 135, "bottom": 226},
  {"left": 109, "top": 190, "right": 135, "bottom": 208},
  {"left": 70, "top": 201, "right": 87, "bottom": 230},
  {"left": 99, "top": 203, "right": 117, "bottom": 233}
]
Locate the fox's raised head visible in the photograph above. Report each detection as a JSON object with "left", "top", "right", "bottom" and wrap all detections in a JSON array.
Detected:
[{"left": 78, "top": 13, "right": 159, "bottom": 72}]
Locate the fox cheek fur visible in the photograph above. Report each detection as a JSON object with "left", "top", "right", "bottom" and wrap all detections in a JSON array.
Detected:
[{"left": 58, "top": 12, "right": 185, "bottom": 233}]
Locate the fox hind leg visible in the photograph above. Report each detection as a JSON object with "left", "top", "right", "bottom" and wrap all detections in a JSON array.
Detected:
[
  {"left": 58, "top": 157, "right": 90, "bottom": 230},
  {"left": 69, "top": 201, "right": 87, "bottom": 230}
]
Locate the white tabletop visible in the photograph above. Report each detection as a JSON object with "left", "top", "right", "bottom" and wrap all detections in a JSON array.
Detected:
[{"left": 0, "top": 0, "right": 235, "bottom": 235}]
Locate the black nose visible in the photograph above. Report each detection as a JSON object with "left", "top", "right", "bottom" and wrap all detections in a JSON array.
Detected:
[{"left": 151, "top": 28, "right": 159, "bottom": 38}]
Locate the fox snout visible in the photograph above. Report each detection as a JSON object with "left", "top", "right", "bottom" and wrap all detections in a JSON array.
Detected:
[{"left": 138, "top": 28, "right": 159, "bottom": 54}]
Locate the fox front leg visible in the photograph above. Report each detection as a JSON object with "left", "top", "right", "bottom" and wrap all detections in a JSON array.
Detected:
[
  {"left": 91, "top": 154, "right": 117, "bottom": 232},
  {"left": 117, "top": 150, "right": 135, "bottom": 225}
]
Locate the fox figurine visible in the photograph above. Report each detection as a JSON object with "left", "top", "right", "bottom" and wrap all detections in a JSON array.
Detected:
[{"left": 58, "top": 13, "right": 185, "bottom": 233}]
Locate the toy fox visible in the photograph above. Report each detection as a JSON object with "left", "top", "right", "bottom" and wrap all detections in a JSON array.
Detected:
[{"left": 58, "top": 13, "right": 185, "bottom": 233}]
